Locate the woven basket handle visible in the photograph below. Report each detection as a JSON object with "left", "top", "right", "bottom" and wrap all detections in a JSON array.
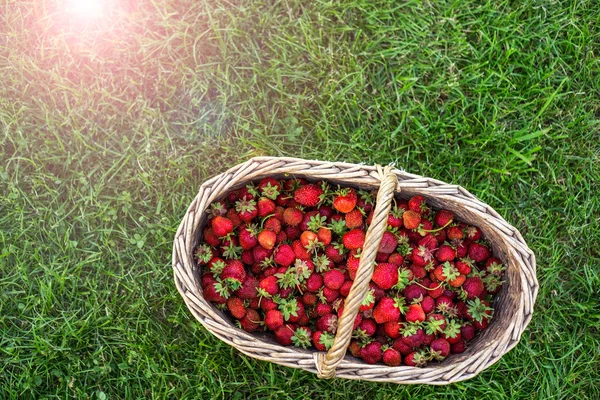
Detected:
[{"left": 314, "top": 165, "right": 398, "bottom": 378}]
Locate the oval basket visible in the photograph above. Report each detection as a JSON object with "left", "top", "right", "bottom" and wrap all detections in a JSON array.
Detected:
[{"left": 172, "top": 156, "right": 538, "bottom": 384}]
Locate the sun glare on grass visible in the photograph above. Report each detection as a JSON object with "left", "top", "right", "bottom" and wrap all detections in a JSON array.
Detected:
[{"left": 65, "top": 0, "right": 106, "bottom": 19}]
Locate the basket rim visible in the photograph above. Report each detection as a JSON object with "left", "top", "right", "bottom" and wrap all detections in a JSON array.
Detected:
[{"left": 172, "top": 156, "right": 538, "bottom": 384}]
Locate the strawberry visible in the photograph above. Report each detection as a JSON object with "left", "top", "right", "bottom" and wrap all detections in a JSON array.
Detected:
[
  {"left": 273, "top": 244, "right": 295, "bottom": 267},
  {"left": 237, "top": 186, "right": 256, "bottom": 201},
  {"left": 202, "top": 227, "right": 221, "bottom": 247},
  {"left": 291, "top": 326, "right": 312, "bottom": 349},
  {"left": 227, "top": 296, "right": 247, "bottom": 319},
  {"left": 211, "top": 216, "right": 234, "bottom": 237},
  {"left": 323, "top": 269, "right": 345, "bottom": 290},
  {"left": 292, "top": 240, "right": 311, "bottom": 259},
  {"left": 283, "top": 225, "right": 301, "bottom": 241},
  {"left": 360, "top": 341, "right": 383, "bottom": 364},
  {"left": 302, "top": 292, "right": 317, "bottom": 306},
  {"left": 342, "top": 229, "right": 365, "bottom": 250},
  {"left": 373, "top": 297, "right": 404, "bottom": 324},
  {"left": 258, "top": 177, "right": 281, "bottom": 199},
  {"left": 448, "top": 273, "right": 466, "bottom": 288},
  {"left": 387, "top": 205, "right": 404, "bottom": 229},
  {"left": 455, "top": 258, "right": 474, "bottom": 275},
  {"left": 274, "top": 324, "right": 295, "bottom": 345},
  {"left": 427, "top": 281, "right": 445, "bottom": 299},
  {"left": 466, "top": 298, "right": 493, "bottom": 324},
  {"left": 460, "top": 323, "right": 476, "bottom": 341},
  {"left": 313, "top": 331, "right": 335, "bottom": 351},
  {"left": 344, "top": 208, "right": 363, "bottom": 229},
  {"left": 447, "top": 225, "right": 464, "bottom": 241},
  {"left": 485, "top": 257, "right": 506, "bottom": 275},
  {"left": 325, "top": 243, "right": 345, "bottom": 263},
  {"left": 463, "top": 276, "right": 485, "bottom": 299},
  {"left": 333, "top": 187, "right": 357, "bottom": 213},
  {"left": 371, "top": 263, "right": 398, "bottom": 290},
  {"left": 430, "top": 338, "right": 450, "bottom": 360},
  {"left": 221, "top": 260, "right": 246, "bottom": 285},
  {"left": 403, "top": 283, "right": 426, "bottom": 303},
  {"left": 257, "top": 229, "right": 277, "bottom": 250},
  {"left": 402, "top": 210, "right": 421, "bottom": 230},
  {"left": 306, "top": 273, "right": 323, "bottom": 292},
  {"left": 411, "top": 245, "right": 434, "bottom": 267},
  {"left": 455, "top": 241, "right": 468, "bottom": 258},
  {"left": 282, "top": 207, "right": 303, "bottom": 226},
  {"left": 421, "top": 296, "right": 436, "bottom": 314},
  {"left": 468, "top": 242, "right": 491, "bottom": 262},
  {"left": 464, "top": 225, "right": 482, "bottom": 241},
  {"left": 203, "top": 279, "right": 229, "bottom": 304},
  {"left": 238, "top": 225, "right": 258, "bottom": 250},
  {"left": 317, "top": 227, "right": 332, "bottom": 246},
  {"left": 257, "top": 197, "right": 276, "bottom": 218},
  {"left": 400, "top": 327, "right": 426, "bottom": 348},
  {"left": 378, "top": 231, "right": 398, "bottom": 254},
  {"left": 405, "top": 304, "right": 426, "bottom": 323},
  {"left": 316, "top": 314, "right": 338, "bottom": 334},
  {"left": 404, "top": 351, "right": 428, "bottom": 367},
  {"left": 392, "top": 338, "right": 413, "bottom": 356},
  {"left": 339, "top": 280, "right": 353, "bottom": 297},
  {"left": 260, "top": 297, "right": 279, "bottom": 312},
  {"left": 441, "top": 319, "right": 462, "bottom": 344},
  {"left": 294, "top": 184, "right": 323, "bottom": 207},
  {"left": 451, "top": 340, "right": 466, "bottom": 354},
  {"left": 434, "top": 210, "right": 453, "bottom": 227},
  {"left": 264, "top": 217, "right": 281, "bottom": 234},
  {"left": 408, "top": 195, "right": 430, "bottom": 215},
  {"left": 359, "top": 289, "right": 376, "bottom": 312},
  {"left": 435, "top": 244, "right": 456, "bottom": 262},
  {"left": 315, "top": 302, "right": 333, "bottom": 316},
  {"left": 258, "top": 276, "right": 279, "bottom": 297},
  {"left": 300, "top": 230, "right": 320, "bottom": 251},
  {"left": 382, "top": 348, "right": 402, "bottom": 366},
  {"left": 239, "top": 308, "right": 261, "bottom": 332},
  {"left": 358, "top": 318, "right": 377, "bottom": 337},
  {"left": 235, "top": 276, "right": 259, "bottom": 299}
]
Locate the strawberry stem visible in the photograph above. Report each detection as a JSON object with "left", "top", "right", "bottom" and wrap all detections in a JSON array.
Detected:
[{"left": 420, "top": 219, "right": 453, "bottom": 233}]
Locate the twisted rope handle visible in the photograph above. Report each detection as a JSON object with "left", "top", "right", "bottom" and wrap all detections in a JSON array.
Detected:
[{"left": 314, "top": 165, "right": 399, "bottom": 378}]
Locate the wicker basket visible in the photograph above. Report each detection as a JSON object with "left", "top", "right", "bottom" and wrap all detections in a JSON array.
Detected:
[{"left": 172, "top": 157, "right": 537, "bottom": 384}]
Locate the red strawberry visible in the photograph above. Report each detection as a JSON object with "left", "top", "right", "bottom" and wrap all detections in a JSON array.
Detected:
[
  {"left": 302, "top": 292, "right": 317, "bottom": 306},
  {"left": 468, "top": 242, "right": 491, "bottom": 262},
  {"left": 383, "top": 320, "right": 401, "bottom": 339},
  {"left": 411, "top": 245, "right": 434, "bottom": 267},
  {"left": 447, "top": 225, "right": 464, "bottom": 241},
  {"left": 203, "top": 227, "right": 221, "bottom": 247},
  {"left": 464, "top": 225, "right": 482, "bottom": 241},
  {"left": 427, "top": 282, "right": 444, "bottom": 299},
  {"left": 333, "top": 187, "right": 357, "bottom": 213},
  {"left": 435, "top": 244, "right": 456, "bottom": 262},
  {"left": 264, "top": 217, "right": 281, "bottom": 234},
  {"left": 382, "top": 348, "right": 402, "bottom": 366},
  {"left": 290, "top": 326, "right": 312, "bottom": 349},
  {"left": 258, "top": 276, "right": 279, "bottom": 297},
  {"left": 238, "top": 225, "right": 258, "bottom": 250},
  {"left": 203, "top": 279, "right": 228, "bottom": 304},
  {"left": 405, "top": 304, "right": 426, "bottom": 323},
  {"left": 292, "top": 240, "right": 311, "bottom": 259},
  {"left": 392, "top": 338, "right": 413, "bottom": 356},
  {"left": 257, "top": 197, "right": 276, "bottom": 218},
  {"left": 455, "top": 258, "right": 474, "bottom": 275},
  {"left": 378, "top": 231, "right": 398, "bottom": 254},
  {"left": 485, "top": 257, "right": 506, "bottom": 275},
  {"left": 273, "top": 244, "right": 295, "bottom": 267},
  {"left": 371, "top": 263, "right": 398, "bottom": 290},
  {"left": 403, "top": 283, "right": 426, "bottom": 303},
  {"left": 317, "top": 227, "right": 332, "bottom": 246},
  {"left": 239, "top": 308, "right": 261, "bottom": 332},
  {"left": 300, "top": 230, "right": 319, "bottom": 249},
  {"left": 260, "top": 297, "right": 278, "bottom": 312},
  {"left": 315, "top": 302, "right": 333, "bottom": 316},
  {"left": 211, "top": 216, "right": 234, "bottom": 237},
  {"left": 404, "top": 351, "right": 428, "bottom": 367},
  {"left": 408, "top": 195, "right": 430, "bottom": 215},
  {"left": 342, "top": 229, "right": 365, "bottom": 250},
  {"left": 466, "top": 298, "right": 493, "bottom": 323},
  {"left": 283, "top": 225, "right": 301, "bottom": 240},
  {"left": 455, "top": 241, "right": 468, "bottom": 258},
  {"left": 221, "top": 260, "right": 246, "bottom": 284},
  {"left": 258, "top": 177, "right": 281, "bottom": 199},
  {"left": 294, "top": 184, "right": 323, "bottom": 207},
  {"left": 318, "top": 205, "right": 334, "bottom": 220},
  {"left": 463, "top": 276, "right": 485, "bottom": 299},
  {"left": 346, "top": 251, "right": 361, "bottom": 280},
  {"left": 344, "top": 208, "right": 363, "bottom": 229},
  {"left": 306, "top": 273, "right": 323, "bottom": 292},
  {"left": 360, "top": 341, "right": 383, "bottom": 364},
  {"left": 434, "top": 210, "right": 453, "bottom": 227},
  {"left": 421, "top": 296, "right": 436, "bottom": 314},
  {"left": 235, "top": 276, "right": 259, "bottom": 299},
  {"left": 388, "top": 252, "right": 404, "bottom": 266},
  {"left": 316, "top": 314, "right": 338, "bottom": 333},
  {"left": 430, "top": 338, "right": 450, "bottom": 360},
  {"left": 402, "top": 210, "right": 421, "bottom": 230},
  {"left": 313, "top": 331, "right": 335, "bottom": 351},
  {"left": 372, "top": 297, "right": 404, "bottom": 324},
  {"left": 400, "top": 328, "right": 426, "bottom": 348},
  {"left": 257, "top": 229, "right": 276, "bottom": 250},
  {"left": 325, "top": 244, "right": 345, "bottom": 263},
  {"left": 339, "top": 280, "right": 353, "bottom": 297},
  {"left": 283, "top": 207, "right": 303, "bottom": 226},
  {"left": 451, "top": 340, "right": 466, "bottom": 354},
  {"left": 274, "top": 324, "right": 295, "bottom": 345},
  {"left": 234, "top": 198, "right": 257, "bottom": 223},
  {"left": 323, "top": 269, "right": 345, "bottom": 290},
  {"left": 460, "top": 323, "right": 476, "bottom": 341},
  {"left": 349, "top": 340, "right": 363, "bottom": 357},
  {"left": 358, "top": 318, "right": 377, "bottom": 337},
  {"left": 227, "top": 296, "right": 247, "bottom": 319},
  {"left": 300, "top": 210, "right": 320, "bottom": 232}
]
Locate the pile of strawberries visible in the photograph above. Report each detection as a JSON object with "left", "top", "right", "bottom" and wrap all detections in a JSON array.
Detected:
[{"left": 195, "top": 177, "right": 505, "bottom": 367}]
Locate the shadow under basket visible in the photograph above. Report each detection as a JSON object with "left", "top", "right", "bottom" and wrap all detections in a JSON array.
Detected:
[{"left": 172, "top": 157, "right": 538, "bottom": 385}]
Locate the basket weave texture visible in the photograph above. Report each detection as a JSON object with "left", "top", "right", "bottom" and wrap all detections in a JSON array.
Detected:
[{"left": 172, "top": 157, "right": 538, "bottom": 384}]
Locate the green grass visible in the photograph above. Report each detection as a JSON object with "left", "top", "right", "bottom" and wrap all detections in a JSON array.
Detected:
[{"left": 1, "top": 0, "right": 599, "bottom": 398}]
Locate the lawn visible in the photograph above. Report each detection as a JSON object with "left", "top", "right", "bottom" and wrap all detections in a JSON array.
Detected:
[{"left": 1, "top": 0, "right": 599, "bottom": 398}]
